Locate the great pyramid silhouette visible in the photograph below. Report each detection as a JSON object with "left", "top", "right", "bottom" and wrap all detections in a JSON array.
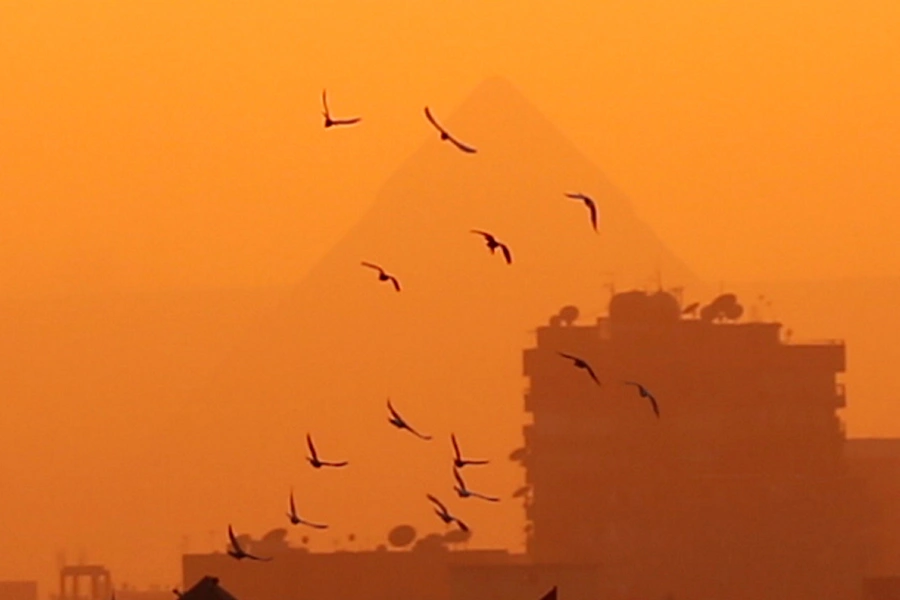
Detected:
[
  {"left": 193, "top": 77, "right": 703, "bottom": 540},
  {"left": 205, "top": 76, "right": 700, "bottom": 408}
]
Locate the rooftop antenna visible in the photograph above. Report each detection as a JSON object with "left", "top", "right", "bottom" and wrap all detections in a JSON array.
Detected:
[{"left": 598, "top": 271, "right": 617, "bottom": 304}]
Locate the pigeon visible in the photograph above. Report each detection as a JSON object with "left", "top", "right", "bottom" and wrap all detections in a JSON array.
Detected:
[
  {"left": 453, "top": 467, "right": 500, "bottom": 502},
  {"left": 361, "top": 262, "right": 401, "bottom": 291},
  {"left": 558, "top": 352, "right": 602, "bottom": 386},
  {"left": 321, "top": 89, "right": 361, "bottom": 128},
  {"left": 286, "top": 489, "right": 329, "bottom": 529},
  {"left": 387, "top": 399, "right": 432, "bottom": 440},
  {"left": 623, "top": 380, "right": 660, "bottom": 418},
  {"left": 424, "top": 106, "right": 477, "bottom": 153},
  {"left": 470, "top": 230, "right": 512, "bottom": 264},
  {"left": 451, "top": 433, "right": 489, "bottom": 468},
  {"left": 565, "top": 192, "right": 598, "bottom": 231},
  {"left": 306, "top": 433, "right": 348, "bottom": 468},
  {"left": 426, "top": 494, "right": 470, "bottom": 532},
  {"left": 227, "top": 525, "right": 272, "bottom": 561}
]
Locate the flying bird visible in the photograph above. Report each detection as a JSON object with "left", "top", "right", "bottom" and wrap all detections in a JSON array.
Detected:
[
  {"left": 321, "top": 89, "right": 361, "bottom": 128},
  {"left": 623, "top": 381, "right": 660, "bottom": 418},
  {"left": 558, "top": 352, "right": 602, "bottom": 386},
  {"left": 470, "top": 230, "right": 512, "bottom": 264},
  {"left": 453, "top": 467, "right": 500, "bottom": 502},
  {"left": 360, "top": 262, "right": 401, "bottom": 291},
  {"left": 387, "top": 399, "right": 432, "bottom": 440},
  {"left": 427, "top": 494, "right": 470, "bottom": 532},
  {"left": 424, "top": 106, "right": 477, "bottom": 153},
  {"left": 227, "top": 525, "right": 272, "bottom": 561},
  {"left": 306, "top": 434, "right": 348, "bottom": 468},
  {"left": 565, "top": 192, "right": 598, "bottom": 231},
  {"left": 286, "top": 489, "right": 328, "bottom": 529},
  {"left": 451, "top": 433, "right": 489, "bottom": 468}
]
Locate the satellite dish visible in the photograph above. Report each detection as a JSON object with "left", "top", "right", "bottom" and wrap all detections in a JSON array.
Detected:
[
  {"left": 558, "top": 305, "right": 580, "bottom": 326},
  {"left": 261, "top": 528, "right": 288, "bottom": 544},
  {"left": 443, "top": 528, "right": 472, "bottom": 544},
  {"left": 512, "top": 485, "right": 531, "bottom": 499},
  {"left": 508, "top": 447, "right": 527, "bottom": 462},
  {"left": 387, "top": 524, "right": 417, "bottom": 548}
]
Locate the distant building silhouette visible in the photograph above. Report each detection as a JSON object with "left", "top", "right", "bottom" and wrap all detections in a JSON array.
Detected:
[
  {"left": 518, "top": 289, "right": 868, "bottom": 600},
  {"left": 182, "top": 527, "right": 597, "bottom": 600},
  {"left": 845, "top": 439, "right": 900, "bottom": 576},
  {"left": 177, "top": 287, "right": 900, "bottom": 600},
  {"left": 0, "top": 582, "right": 37, "bottom": 600},
  {"left": 57, "top": 566, "right": 111, "bottom": 600}
]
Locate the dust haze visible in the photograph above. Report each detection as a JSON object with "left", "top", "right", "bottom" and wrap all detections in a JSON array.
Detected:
[{"left": 1, "top": 2, "right": 899, "bottom": 600}]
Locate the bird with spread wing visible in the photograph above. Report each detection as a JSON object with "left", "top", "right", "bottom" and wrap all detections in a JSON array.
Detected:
[
  {"left": 427, "top": 494, "right": 470, "bottom": 531},
  {"left": 387, "top": 399, "right": 432, "bottom": 440},
  {"left": 565, "top": 192, "right": 598, "bottom": 232},
  {"left": 306, "top": 433, "right": 348, "bottom": 468},
  {"left": 321, "top": 89, "right": 361, "bottom": 128},
  {"left": 470, "top": 230, "right": 512, "bottom": 264},
  {"left": 424, "top": 106, "right": 477, "bottom": 153},
  {"left": 558, "top": 352, "right": 602, "bottom": 386},
  {"left": 227, "top": 525, "right": 272, "bottom": 561},
  {"left": 360, "top": 262, "right": 401, "bottom": 291}
]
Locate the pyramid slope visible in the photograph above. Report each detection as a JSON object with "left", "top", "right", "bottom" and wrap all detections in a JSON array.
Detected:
[
  {"left": 193, "top": 77, "right": 705, "bottom": 546},
  {"left": 208, "top": 75, "right": 702, "bottom": 412}
]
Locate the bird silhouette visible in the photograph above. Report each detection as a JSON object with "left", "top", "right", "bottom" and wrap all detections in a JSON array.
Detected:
[
  {"left": 451, "top": 433, "right": 489, "bottom": 468},
  {"left": 306, "top": 434, "right": 348, "bottom": 468},
  {"left": 427, "top": 494, "right": 470, "bottom": 532},
  {"left": 453, "top": 467, "right": 500, "bottom": 502},
  {"left": 424, "top": 106, "right": 477, "bottom": 153},
  {"left": 623, "top": 381, "right": 660, "bottom": 418},
  {"left": 565, "top": 192, "right": 598, "bottom": 231},
  {"left": 286, "top": 489, "right": 328, "bottom": 529},
  {"left": 558, "top": 352, "right": 602, "bottom": 386},
  {"left": 321, "top": 89, "right": 361, "bottom": 128},
  {"left": 470, "top": 230, "right": 512, "bottom": 264},
  {"left": 227, "top": 525, "right": 272, "bottom": 561},
  {"left": 387, "top": 399, "right": 432, "bottom": 440},
  {"left": 360, "top": 262, "right": 401, "bottom": 291}
]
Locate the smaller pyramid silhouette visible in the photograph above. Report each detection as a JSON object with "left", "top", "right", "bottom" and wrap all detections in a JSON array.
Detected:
[{"left": 180, "top": 577, "right": 240, "bottom": 600}]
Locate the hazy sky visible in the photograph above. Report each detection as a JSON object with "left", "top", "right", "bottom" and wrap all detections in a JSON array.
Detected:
[
  {"left": 1, "top": 1, "right": 898, "bottom": 297},
  {"left": 1, "top": 0, "right": 899, "bottom": 595}
]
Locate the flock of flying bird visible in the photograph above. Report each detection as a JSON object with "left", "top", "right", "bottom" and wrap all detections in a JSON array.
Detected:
[{"left": 223, "top": 88, "right": 661, "bottom": 563}]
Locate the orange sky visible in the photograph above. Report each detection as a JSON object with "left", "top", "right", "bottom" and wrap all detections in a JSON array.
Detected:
[
  {"left": 1, "top": 0, "right": 899, "bottom": 595},
  {"left": 1, "top": 1, "right": 899, "bottom": 296}
]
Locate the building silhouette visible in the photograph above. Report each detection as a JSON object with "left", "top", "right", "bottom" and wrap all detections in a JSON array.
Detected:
[
  {"left": 517, "top": 290, "right": 870, "bottom": 600},
  {"left": 179, "top": 288, "right": 900, "bottom": 600},
  {"left": 0, "top": 582, "right": 38, "bottom": 600}
]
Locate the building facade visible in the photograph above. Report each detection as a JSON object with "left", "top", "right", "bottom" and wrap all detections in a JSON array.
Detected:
[{"left": 517, "top": 290, "right": 869, "bottom": 600}]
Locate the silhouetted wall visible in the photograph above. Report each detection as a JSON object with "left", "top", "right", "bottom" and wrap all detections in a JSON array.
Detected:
[
  {"left": 0, "top": 582, "right": 37, "bottom": 600},
  {"left": 183, "top": 548, "right": 601, "bottom": 600},
  {"left": 846, "top": 439, "right": 900, "bottom": 576}
]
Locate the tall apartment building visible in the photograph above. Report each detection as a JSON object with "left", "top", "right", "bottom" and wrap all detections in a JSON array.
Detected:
[{"left": 518, "top": 290, "right": 870, "bottom": 600}]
